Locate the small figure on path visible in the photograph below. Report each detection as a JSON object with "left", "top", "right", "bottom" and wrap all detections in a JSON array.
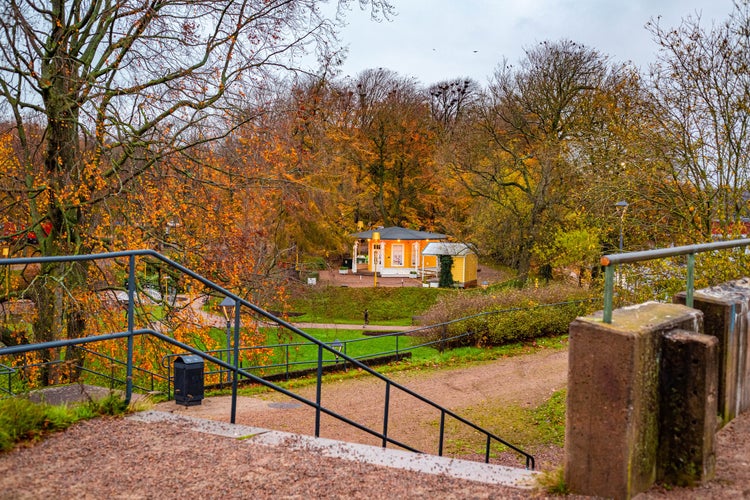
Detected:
[{"left": 363, "top": 308, "right": 369, "bottom": 327}]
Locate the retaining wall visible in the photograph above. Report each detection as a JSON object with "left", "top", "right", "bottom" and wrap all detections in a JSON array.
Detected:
[
  {"left": 565, "top": 301, "right": 718, "bottom": 499},
  {"left": 674, "top": 279, "right": 750, "bottom": 424}
]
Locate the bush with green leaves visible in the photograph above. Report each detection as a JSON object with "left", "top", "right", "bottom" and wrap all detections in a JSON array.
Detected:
[{"left": 417, "top": 283, "right": 597, "bottom": 347}]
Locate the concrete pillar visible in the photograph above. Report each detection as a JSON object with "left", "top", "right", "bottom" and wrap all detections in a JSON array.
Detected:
[
  {"left": 352, "top": 241, "right": 358, "bottom": 273},
  {"left": 565, "top": 302, "right": 703, "bottom": 499},
  {"left": 658, "top": 330, "right": 718, "bottom": 485},
  {"left": 674, "top": 278, "right": 750, "bottom": 424}
]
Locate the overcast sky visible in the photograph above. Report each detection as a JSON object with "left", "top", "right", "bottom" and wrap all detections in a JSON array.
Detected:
[{"left": 330, "top": 0, "right": 737, "bottom": 86}]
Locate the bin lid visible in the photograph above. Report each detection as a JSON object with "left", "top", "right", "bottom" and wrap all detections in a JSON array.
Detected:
[{"left": 174, "top": 354, "right": 204, "bottom": 365}]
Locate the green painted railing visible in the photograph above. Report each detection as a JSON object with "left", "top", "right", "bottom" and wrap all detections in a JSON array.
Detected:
[{"left": 601, "top": 238, "right": 750, "bottom": 323}]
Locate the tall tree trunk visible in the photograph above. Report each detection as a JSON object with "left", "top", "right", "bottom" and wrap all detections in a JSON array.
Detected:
[{"left": 31, "top": 2, "right": 87, "bottom": 385}]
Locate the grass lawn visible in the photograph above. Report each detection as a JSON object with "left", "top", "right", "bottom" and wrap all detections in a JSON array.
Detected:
[
  {"left": 286, "top": 286, "right": 449, "bottom": 324},
  {"left": 239, "top": 327, "right": 429, "bottom": 376}
]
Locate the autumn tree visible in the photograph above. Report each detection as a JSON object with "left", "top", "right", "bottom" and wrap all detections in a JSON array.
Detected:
[
  {"left": 0, "top": 0, "right": 393, "bottom": 382},
  {"left": 425, "top": 78, "right": 483, "bottom": 242},
  {"left": 251, "top": 73, "right": 483, "bottom": 259},
  {"left": 274, "top": 75, "right": 360, "bottom": 258},
  {"left": 330, "top": 68, "right": 441, "bottom": 229},
  {"left": 428, "top": 78, "right": 480, "bottom": 134}
]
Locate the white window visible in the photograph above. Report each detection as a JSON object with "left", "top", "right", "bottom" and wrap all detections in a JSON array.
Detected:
[{"left": 392, "top": 244, "right": 404, "bottom": 266}]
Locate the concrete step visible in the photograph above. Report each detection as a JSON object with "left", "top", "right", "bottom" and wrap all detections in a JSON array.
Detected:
[{"left": 128, "top": 410, "right": 539, "bottom": 489}]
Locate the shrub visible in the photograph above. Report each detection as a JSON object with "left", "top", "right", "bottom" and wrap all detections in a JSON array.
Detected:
[
  {"left": 92, "top": 393, "right": 129, "bottom": 416},
  {"left": 417, "top": 283, "right": 597, "bottom": 347},
  {"left": 0, "top": 392, "right": 130, "bottom": 452},
  {"left": 0, "top": 398, "right": 50, "bottom": 445},
  {"left": 0, "top": 428, "right": 11, "bottom": 452}
]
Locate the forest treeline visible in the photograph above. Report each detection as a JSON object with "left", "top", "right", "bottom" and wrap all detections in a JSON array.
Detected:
[{"left": 2, "top": 0, "right": 750, "bottom": 358}]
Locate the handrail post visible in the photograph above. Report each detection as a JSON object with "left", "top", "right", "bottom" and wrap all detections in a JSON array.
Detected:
[
  {"left": 603, "top": 264, "right": 615, "bottom": 323},
  {"left": 285, "top": 344, "right": 290, "bottom": 380},
  {"left": 125, "top": 254, "right": 136, "bottom": 404},
  {"left": 315, "top": 343, "right": 323, "bottom": 437},
  {"left": 686, "top": 253, "right": 695, "bottom": 308},
  {"left": 438, "top": 411, "right": 446, "bottom": 456},
  {"left": 382, "top": 382, "right": 391, "bottom": 448},
  {"left": 230, "top": 301, "right": 241, "bottom": 424},
  {"left": 167, "top": 361, "right": 172, "bottom": 400}
]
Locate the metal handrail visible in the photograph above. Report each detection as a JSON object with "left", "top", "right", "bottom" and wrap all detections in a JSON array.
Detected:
[
  {"left": 158, "top": 297, "right": 591, "bottom": 385},
  {"left": 72, "top": 345, "right": 167, "bottom": 393},
  {"left": 0, "top": 250, "right": 536, "bottom": 469},
  {"left": 0, "top": 363, "right": 15, "bottom": 395},
  {"left": 159, "top": 330, "right": 472, "bottom": 390},
  {"left": 1, "top": 327, "right": 534, "bottom": 468},
  {"left": 600, "top": 238, "right": 750, "bottom": 323}
]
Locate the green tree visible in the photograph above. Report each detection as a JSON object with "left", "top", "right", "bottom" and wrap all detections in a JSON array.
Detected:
[
  {"left": 438, "top": 254, "right": 454, "bottom": 288},
  {"left": 451, "top": 41, "right": 615, "bottom": 276}
]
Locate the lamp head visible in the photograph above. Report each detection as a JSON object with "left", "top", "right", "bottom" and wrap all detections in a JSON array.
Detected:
[{"left": 219, "top": 296, "right": 236, "bottom": 321}]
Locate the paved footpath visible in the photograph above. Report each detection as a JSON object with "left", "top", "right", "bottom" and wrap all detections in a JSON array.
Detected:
[{"left": 290, "top": 322, "right": 412, "bottom": 332}]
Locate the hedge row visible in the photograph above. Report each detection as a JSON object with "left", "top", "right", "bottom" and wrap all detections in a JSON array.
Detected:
[{"left": 417, "top": 283, "right": 597, "bottom": 347}]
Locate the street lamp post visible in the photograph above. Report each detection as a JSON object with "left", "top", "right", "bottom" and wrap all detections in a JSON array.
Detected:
[
  {"left": 615, "top": 200, "right": 629, "bottom": 252},
  {"left": 615, "top": 200, "right": 629, "bottom": 290},
  {"left": 2, "top": 246, "right": 8, "bottom": 300},
  {"left": 372, "top": 232, "right": 380, "bottom": 288},
  {"left": 219, "top": 296, "right": 235, "bottom": 385}
]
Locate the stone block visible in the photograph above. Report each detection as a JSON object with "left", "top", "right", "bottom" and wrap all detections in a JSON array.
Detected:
[
  {"left": 658, "top": 330, "right": 718, "bottom": 485},
  {"left": 565, "top": 302, "right": 702, "bottom": 499},
  {"left": 675, "top": 278, "right": 750, "bottom": 423}
]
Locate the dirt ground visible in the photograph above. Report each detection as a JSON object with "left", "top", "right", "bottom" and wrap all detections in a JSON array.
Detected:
[
  {"left": 155, "top": 345, "right": 569, "bottom": 470},
  {"left": 151, "top": 340, "right": 750, "bottom": 497}
]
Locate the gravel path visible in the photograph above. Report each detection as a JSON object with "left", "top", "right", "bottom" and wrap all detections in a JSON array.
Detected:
[
  {"left": 2, "top": 409, "right": 749, "bottom": 499},
  {"left": 0, "top": 417, "right": 559, "bottom": 499},
  {"left": 637, "top": 410, "right": 750, "bottom": 499},
  {"left": 2, "top": 344, "right": 750, "bottom": 498}
]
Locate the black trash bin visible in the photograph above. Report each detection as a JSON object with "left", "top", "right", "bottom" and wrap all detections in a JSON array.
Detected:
[{"left": 174, "top": 355, "right": 204, "bottom": 406}]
